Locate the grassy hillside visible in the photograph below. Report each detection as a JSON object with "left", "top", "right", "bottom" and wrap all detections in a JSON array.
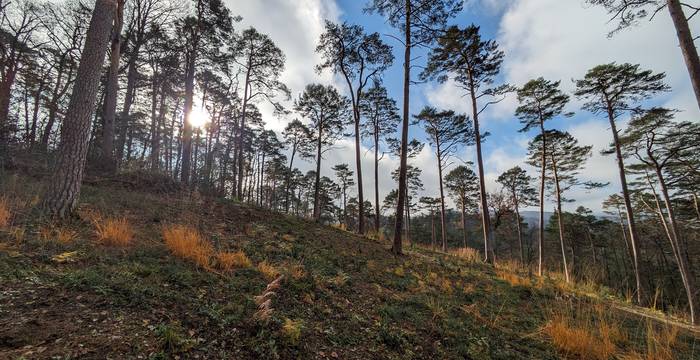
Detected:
[{"left": 0, "top": 173, "right": 698, "bottom": 359}]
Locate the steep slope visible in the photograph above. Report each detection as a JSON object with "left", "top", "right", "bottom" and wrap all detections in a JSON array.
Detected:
[{"left": 0, "top": 173, "right": 697, "bottom": 359}]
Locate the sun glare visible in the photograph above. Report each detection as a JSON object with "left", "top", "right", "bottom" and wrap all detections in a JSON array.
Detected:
[{"left": 189, "top": 107, "right": 210, "bottom": 129}]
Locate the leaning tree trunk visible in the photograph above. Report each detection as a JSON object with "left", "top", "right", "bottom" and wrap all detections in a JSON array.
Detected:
[
  {"left": 608, "top": 107, "right": 644, "bottom": 305},
  {"left": 667, "top": 0, "right": 700, "bottom": 112},
  {"left": 99, "top": 0, "right": 124, "bottom": 173},
  {"left": 43, "top": 0, "right": 116, "bottom": 217},
  {"left": 392, "top": 0, "right": 411, "bottom": 255},
  {"left": 654, "top": 163, "right": 698, "bottom": 325}
]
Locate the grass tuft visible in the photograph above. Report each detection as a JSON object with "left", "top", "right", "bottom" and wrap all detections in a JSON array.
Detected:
[
  {"left": 257, "top": 261, "right": 279, "bottom": 280},
  {"left": 0, "top": 197, "right": 10, "bottom": 228},
  {"left": 450, "top": 247, "right": 481, "bottom": 263},
  {"left": 281, "top": 318, "right": 303, "bottom": 345},
  {"left": 215, "top": 251, "right": 252, "bottom": 272},
  {"left": 94, "top": 217, "right": 134, "bottom": 247},
  {"left": 162, "top": 224, "right": 213, "bottom": 269}
]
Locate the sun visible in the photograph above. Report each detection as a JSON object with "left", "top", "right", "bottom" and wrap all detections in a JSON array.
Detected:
[{"left": 189, "top": 107, "right": 210, "bottom": 129}]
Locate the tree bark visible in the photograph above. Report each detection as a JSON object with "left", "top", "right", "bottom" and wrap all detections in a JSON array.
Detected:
[
  {"left": 551, "top": 157, "right": 570, "bottom": 283},
  {"left": 607, "top": 104, "right": 644, "bottom": 305},
  {"left": 43, "top": 0, "right": 117, "bottom": 217},
  {"left": 469, "top": 75, "right": 494, "bottom": 263},
  {"left": 99, "top": 0, "right": 124, "bottom": 173},
  {"left": 667, "top": 0, "right": 700, "bottom": 112},
  {"left": 313, "top": 111, "right": 323, "bottom": 221},
  {"left": 180, "top": 53, "right": 196, "bottom": 184},
  {"left": 392, "top": 0, "right": 411, "bottom": 255},
  {"left": 374, "top": 130, "right": 381, "bottom": 234},
  {"left": 538, "top": 122, "right": 547, "bottom": 276},
  {"left": 437, "top": 147, "right": 448, "bottom": 252},
  {"left": 653, "top": 163, "right": 697, "bottom": 324}
]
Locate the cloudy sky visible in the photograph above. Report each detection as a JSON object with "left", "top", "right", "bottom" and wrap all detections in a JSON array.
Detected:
[{"left": 226, "top": 0, "right": 699, "bottom": 214}]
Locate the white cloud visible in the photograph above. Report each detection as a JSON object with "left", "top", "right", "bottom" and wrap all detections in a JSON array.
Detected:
[
  {"left": 424, "top": 0, "right": 700, "bottom": 212},
  {"left": 228, "top": 0, "right": 341, "bottom": 132}
]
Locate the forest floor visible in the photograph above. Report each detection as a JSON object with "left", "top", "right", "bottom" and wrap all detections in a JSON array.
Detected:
[{"left": 0, "top": 171, "right": 699, "bottom": 359}]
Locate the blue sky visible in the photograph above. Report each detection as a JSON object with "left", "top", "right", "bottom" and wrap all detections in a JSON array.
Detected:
[{"left": 230, "top": 0, "right": 699, "bottom": 214}]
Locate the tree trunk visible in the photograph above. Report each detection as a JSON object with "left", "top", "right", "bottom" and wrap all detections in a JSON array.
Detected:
[
  {"left": 607, "top": 105, "right": 644, "bottom": 305},
  {"left": 0, "top": 68, "right": 17, "bottom": 150},
  {"left": 284, "top": 145, "right": 296, "bottom": 213},
  {"left": 552, "top": 158, "right": 570, "bottom": 283},
  {"left": 374, "top": 131, "right": 380, "bottom": 234},
  {"left": 437, "top": 148, "right": 448, "bottom": 252},
  {"left": 461, "top": 199, "right": 468, "bottom": 249},
  {"left": 667, "top": 0, "right": 700, "bottom": 112},
  {"left": 538, "top": 122, "right": 547, "bottom": 276},
  {"left": 514, "top": 200, "right": 524, "bottom": 264},
  {"left": 654, "top": 163, "right": 697, "bottom": 324},
  {"left": 469, "top": 76, "right": 494, "bottom": 263},
  {"left": 236, "top": 62, "right": 252, "bottom": 200},
  {"left": 100, "top": 0, "right": 124, "bottom": 173},
  {"left": 313, "top": 114, "right": 323, "bottom": 221},
  {"left": 180, "top": 53, "right": 196, "bottom": 184},
  {"left": 392, "top": 0, "right": 411, "bottom": 255},
  {"left": 43, "top": 0, "right": 116, "bottom": 217}
]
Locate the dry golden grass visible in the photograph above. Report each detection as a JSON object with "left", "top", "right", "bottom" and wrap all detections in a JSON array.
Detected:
[
  {"left": 636, "top": 321, "right": 680, "bottom": 360},
  {"left": 0, "top": 197, "right": 11, "bottom": 228},
  {"left": 543, "top": 303, "right": 625, "bottom": 360},
  {"left": 496, "top": 270, "right": 531, "bottom": 287},
  {"left": 286, "top": 262, "right": 306, "bottom": 280},
  {"left": 257, "top": 261, "right": 279, "bottom": 280},
  {"left": 215, "top": 251, "right": 252, "bottom": 272},
  {"left": 450, "top": 247, "right": 481, "bottom": 263},
  {"left": 94, "top": 217, "right": 134, "bottom": 247},
  {"left": 162, "top": 224, "right": 213, "bottom": 269},
  {"left": 56, "top": 228, "right": 78, "bottom": 244}
]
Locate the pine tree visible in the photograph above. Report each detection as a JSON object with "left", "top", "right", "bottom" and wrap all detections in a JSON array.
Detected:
[
  {"left": 421, "top": 24, "right": 512, "bottom": 263},
  {"left": 282, "top": 119, "right": 314, "bottom": 213},
  {"left": 317, "top": 21, "right": 393, "bottom": 234},
  {"left": 619, "top": 107, "right": 699, "bottom": 324},
  {"left": 416, "top": 106, "right": 473, "bottom": 251},
  {"left": 233, "top": 27, "right": 289, "bottom": 199},
  {"left": 527, "top": 130, "right": 595, "bottom": 283},
  {"left": 294, "top": 84, "right": 350, "bottom": 221},
  {"left": 43, "top": 0, "right": 117, "bottom": 217},
  {"left": 445, "top": 164, "right": 479, "bottom": 249},
  {"left": 333, "top": 163, "right": 355, "bottom": 228},
  {"left": 575, "top": 62, "right": 669, "bottom": 303},
  {"left": 365, "top": 0, "right": 462, "bottom": 255},
  {"left": 515, "top": 77, "right": 571, "bottom": 275},
  {"left": 586, "top": 0, "right": 700, "bottom": 111},
  {"left": 497, "top": 166, "right": 537, "bottom": 263},
  {"left": 360, "top": 81, "right": 401, "bottom": 234}
]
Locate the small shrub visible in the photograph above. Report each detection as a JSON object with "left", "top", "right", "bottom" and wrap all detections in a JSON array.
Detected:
[
  {"left": 162, "top": 225, "right": 213, "bottom": 269},
  {"left": 281, "top": 318, "right": 303, "bottom": 345},
  {"left": 215, "top": 251, "right": 252, "bottom": 272},
  {"left": 94, "top": 217, "right": 134, "bottom": 246},
  {"left": 0, "top": 197, "right": 10, "bottom": 228},
  {"left": 257, "top": 261, "right": 279, "bottom": 280}
]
